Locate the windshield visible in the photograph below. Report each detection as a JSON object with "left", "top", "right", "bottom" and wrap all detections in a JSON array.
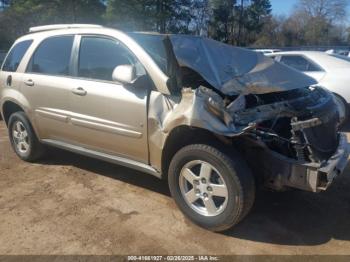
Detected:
[
  {"left": 169, "top": 35, "right": 259, "bottom": 90},
  {"left": 128, "top": 33, "right": 167, "bottom": 74},
  {"left": 129, "top": 33, "right": 315, "bottom": 95}
]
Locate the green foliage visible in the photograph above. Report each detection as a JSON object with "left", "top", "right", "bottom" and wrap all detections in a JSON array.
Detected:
[
  {"left": 0, "top": 0, "right": 348, "bottom": 49},
  {"left": 208, "top": 0, "right": 236, "bottom": 43},
  {"left": 0, "top": 0, "right": 105, "bottom": 48},
  {"left": 207, "top": 0, "right": 272, "bottom": 45},
  {"left": 252, "top": 0, "right": 349, "bottom": 47},
  {"left": 246, "top": 0, "right": 271, "bottom": 32},
  {"left": 105, "top": 0, "right": 192, "bottom": 33}
]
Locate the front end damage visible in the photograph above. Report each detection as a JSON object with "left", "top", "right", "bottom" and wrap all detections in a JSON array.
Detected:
[
  {"left": 140, "top": 34, "right": 348, "bottom": 192},
  {"left": 149, "top": 85, "right": 348, "bottom": 192},
  {"left": 229, "top": 86, "right": 348, "bottom": 192}
]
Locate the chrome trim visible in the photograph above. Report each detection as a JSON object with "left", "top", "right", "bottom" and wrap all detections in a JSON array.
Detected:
[
  {"left": 35, "top": 109, "right": 68, "bottom": 122},
  {"left": 41, "top": 139, "right": 160, "bottom": 178},
  {"left": 35, "top": 108, "right": 142, "bottom": 138},
  {"left": 70, "top": 118, "right": 142, "bottom": 138},
  {"left": 29, "top": 24, "right": 103, "bottom": 33}
]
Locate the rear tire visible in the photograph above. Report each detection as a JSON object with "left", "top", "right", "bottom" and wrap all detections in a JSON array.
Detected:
[
  {"left": 8, "top": 112, "right": 46, "bottom": 162},
  {"left": 168, "top": 144, "right": 255, "bottom": 232}
]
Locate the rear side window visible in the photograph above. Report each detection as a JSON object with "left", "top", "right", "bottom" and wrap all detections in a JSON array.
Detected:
[
  {"left": 27, "top": 36, "right": 74, "bottom": 76},
  {"left": 78, "top": 36, "right": 139, "bottom": 81},
  {"left": 280, "top": 55, "right": 322, "bottom": 72},
  {"left": 2, "top": 40, "right": 33, "bottom": 72}
]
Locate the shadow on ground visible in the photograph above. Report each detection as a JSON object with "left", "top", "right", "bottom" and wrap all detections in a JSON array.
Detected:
[
  {"left": 41, "top": 146, "right": 350, "bottom": 247},
  {"left": 41, "top": 148, "right": 171, "bottom": 197},
  {"left": 225, "top": 122, "right": 350, "bottom": 245},
  {"left": 226, "top": 172, "right": 350, "bottom": 245}
]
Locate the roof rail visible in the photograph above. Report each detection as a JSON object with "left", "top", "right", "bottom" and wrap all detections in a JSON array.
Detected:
[{"left": 29, "top": 24, "right": 103, "bottom": 33}]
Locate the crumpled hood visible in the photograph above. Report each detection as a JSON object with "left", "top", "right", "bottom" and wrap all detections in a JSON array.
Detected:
[{"left": 168, "top": 35, "right": 317, "bottom": 95}]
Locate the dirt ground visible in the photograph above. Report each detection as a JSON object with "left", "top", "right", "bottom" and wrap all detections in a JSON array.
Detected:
[{"left": 0, "top": 120, "right": 350, "bottom": 255}]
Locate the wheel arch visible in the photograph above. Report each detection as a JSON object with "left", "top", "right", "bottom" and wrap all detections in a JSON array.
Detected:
[
  {"left": 160, "top": 125, "right": 230, "bottom": 180},
  {"left": 2, "top": 100, "right": 25, "bottom": 126}
]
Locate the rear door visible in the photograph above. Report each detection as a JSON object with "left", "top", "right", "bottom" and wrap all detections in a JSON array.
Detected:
[
  {"left": 0, "top": 40, "right": 33, "bottom": 103},
  {"left": 68, "top": 35, "right": 149, "bottom": 163},
  {"left": 20, "top": 35, "right": 76, "bottom": 140}
]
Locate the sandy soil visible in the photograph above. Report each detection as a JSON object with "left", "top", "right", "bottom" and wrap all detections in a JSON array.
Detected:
[{"left": 0, "top": 120, "right": 350, "bottom": 255}]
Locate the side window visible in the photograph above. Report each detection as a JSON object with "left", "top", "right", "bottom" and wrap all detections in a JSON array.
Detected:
[
  {"left": 280, "top": 55, "right": 322, "bottom": 72},
  {"left": 2, "top": 40, "right": 33, "bottom": 72},
  {"left": 27, "top": 36, "right": 74, "bottom": 76},
  {"left": 78, "top": 36, "right": 142, "bottom": 81},
  {"left": 307, "top": 61, "right": 322, "bottom": 71}
]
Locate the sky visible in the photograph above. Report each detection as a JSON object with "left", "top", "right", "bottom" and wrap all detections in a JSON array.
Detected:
[
  {"left": 270, "top": 0, "right": 350, "bottom": 17},
  {"left": 270, "top": 0, "right": 298, "bottom": 16}
]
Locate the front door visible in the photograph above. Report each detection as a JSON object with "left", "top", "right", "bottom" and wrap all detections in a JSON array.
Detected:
[{"left": 68, "top": 36, "right": 149, "bottom": 163}]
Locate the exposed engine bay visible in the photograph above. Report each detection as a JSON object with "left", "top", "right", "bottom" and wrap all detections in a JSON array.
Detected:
[
  {"left": 232, "top": 86, "right": 338, "bottom": 163},
  {"left": 220, "top": 86, "right": 344, "bottom": 192}
]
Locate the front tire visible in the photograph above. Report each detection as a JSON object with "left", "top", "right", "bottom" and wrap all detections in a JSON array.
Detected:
[
  {"left": 8, "top": 112, "right": 46, "bottom": 162},
  {"left": 168, "top": 144, "right": 255, "bottom": 232}
]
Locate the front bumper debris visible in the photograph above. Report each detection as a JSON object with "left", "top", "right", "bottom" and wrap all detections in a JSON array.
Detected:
[
  {"left": 262, "top": 133, "right": 348, "bottom": 192},
  {"left": 315, "top": 133, "right": 349, "bottom": 191}
]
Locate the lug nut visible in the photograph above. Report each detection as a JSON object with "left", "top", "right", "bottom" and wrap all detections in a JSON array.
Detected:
[
  {"left": 195, "top": 189, "right": 201, "bottom": 194},
  {"left": 207, "top": 186, "right": 212, "bottom": 192},
  {"left": 201, "top": 178, "right": 207, "bottom": 184},
  {"left": 193, "top": 180, "right": 200, "bottom": 185},
  {"left": 203, "top": 193, "right": 208, "bottom": 198}
]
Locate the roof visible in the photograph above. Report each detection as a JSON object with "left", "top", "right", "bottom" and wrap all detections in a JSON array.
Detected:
[{"left": 29, "top": 24, "right": 103, "bottom": 33}]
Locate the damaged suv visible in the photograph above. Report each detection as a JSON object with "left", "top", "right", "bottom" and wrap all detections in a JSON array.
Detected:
[{"left": 0, "top": 24, "right": 348, "bottom": 231}]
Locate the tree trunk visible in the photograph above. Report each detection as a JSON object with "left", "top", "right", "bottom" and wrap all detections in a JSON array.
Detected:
[{"left": 237, "top": 0, "right": 244, "bottom": 46}]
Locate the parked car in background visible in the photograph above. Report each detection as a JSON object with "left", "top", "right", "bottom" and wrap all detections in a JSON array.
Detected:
[
  {"left": 0, "top": 25, "right": 348, "bottom": 231},
  {"left": 326, "top": 49, "right": 350, "bottom": 57},
  {"left": 329, "top": 53, "right": 350, "bottom": 62},
  {"left": 268, "top": 51, "right": 350, "bottom": 125}
]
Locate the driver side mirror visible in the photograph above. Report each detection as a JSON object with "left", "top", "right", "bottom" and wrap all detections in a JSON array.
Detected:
[{"left": 112, "top": 65, "right": 136, "bottom": 84}]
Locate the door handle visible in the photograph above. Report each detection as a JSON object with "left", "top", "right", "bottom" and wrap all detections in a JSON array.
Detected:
[
  {"left": 24, "top": 79, "right": 34, "bottom": 86},
  {"left": 72, "top": 87, "right": 87, "bottom": 96}
]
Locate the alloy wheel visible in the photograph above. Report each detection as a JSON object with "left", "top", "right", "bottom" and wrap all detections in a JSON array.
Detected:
[
  {"left": 12, "top": 121, "right": 30, "bottom": 154},
  {"left": 179, "top": 160, "right": 229, "bottom": 217}
]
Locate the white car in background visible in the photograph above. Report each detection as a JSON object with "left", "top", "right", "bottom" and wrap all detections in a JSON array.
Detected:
[
  {"left": 254, "top": 48, "right": 281, "bottom": 54},
  {"left": 326, "top": 49, "right": 350, "bottom": 57},
  {"left": 268, "top": 51, "right": 350, "bottom": 124}
]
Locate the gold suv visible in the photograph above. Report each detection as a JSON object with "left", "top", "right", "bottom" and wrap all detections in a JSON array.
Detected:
[{"left": 1, "top": 24, "right": 348, "bottom": 231}]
